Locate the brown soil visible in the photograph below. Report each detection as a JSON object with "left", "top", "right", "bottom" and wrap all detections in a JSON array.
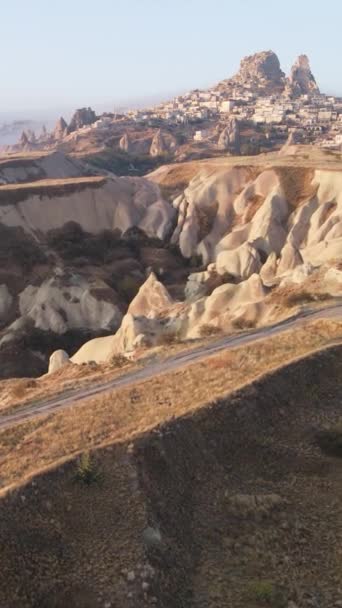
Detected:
[
  {"left": 275, "top": 167, "right": 318, "bottom": 207},
  {"left": 0, "top": 318, "right": 340, "bottom": 491},
  {"left": 0, "top": 343, "right": 341, "bottom": 607}
]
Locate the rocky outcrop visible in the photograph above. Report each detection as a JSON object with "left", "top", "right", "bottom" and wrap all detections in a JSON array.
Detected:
[
  {"left": 150, "top": 130, "right": 177, "bottom": 157},
  {"left": 2, "top": 152, "right": 342, "bottom": 376},
  {"left": 18, "top": 273, "right": 123, "bottom": 334},
  {"left": 216, "top": 242, "right": 262, "bottom": 280},
  {"left": 0, "top": 151, "right": 86, "bottom": 185},
  {"left": 18, "top": 131, "right": 30, "bottom": 149},
  {"left": 53, "top": 117, "right": 68, "bottom": 140},
  {"left": 187, "top": 273, "right": 268, "bottom": 337},
  {"left": 119, "top": 132, "right": 133, "bottom": 154},
  {"left": 231, "top": 50, "right": 285, "bottom": 93},
  {"left": 150, "top": 130, "right": 167, "bottom": 157},
  {"left": 127, "top": 271, "right": 173, "bottom": 317},
  {"left": 260, "top": 252, "right": 278, "bottom": 286},
  {"left": 68, "top": 107, "right": 97, "bottom": 133},
  {"left": 168, "top": 167, "right": 288, "bottom": 263},
  {"left": 185, "top": 265, "right": 224, "bottom": 301},
  {"left": 162, "top": 164, "right": 342, "bottom": 273},
  {"left": 0, "top": 174, "right": 175, "bottom": 241},
  {"left": 72, "top": 273, "right": 175, "bottom": 363},
  {"left": 48, "top": 349, "right": 70, "bottom": 374},
  {"left": 218, "top": 119, "right": 240, "bottom": 153},
  {"left": 277, "top": 242, "right": 303, "bottom": 276},
  {"left": 288, "top": 55, "right": 319, "bottom": 96}
]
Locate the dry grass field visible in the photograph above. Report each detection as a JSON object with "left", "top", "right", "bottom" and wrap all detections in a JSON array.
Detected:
[
  {"left": 0, "top": 327, "right": 341, "bottom": 606},
  {"left": 0, "top": 317, "right": 340, "bottom": 495},
  {"left": 0, "top": 175, "right": 106, "bottom": 204},
  {"left": 148, "top": 146, "right": 342, "bottom": 191}
]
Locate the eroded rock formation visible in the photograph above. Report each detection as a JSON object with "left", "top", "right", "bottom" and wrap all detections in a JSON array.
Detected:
[
  {"left": 68, "top": 107, "right": 97, "bottom": 133},
  {"left": 53, "top": 117, "right": 68, "bottom": 140},
  {"left": 288, "top": 54, "right": 319, "bottom": 96},
  {"left": 218, "top": 118, "right": 240, "bottom": 153}
]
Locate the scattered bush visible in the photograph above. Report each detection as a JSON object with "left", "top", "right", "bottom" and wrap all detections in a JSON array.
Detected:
[
  {"left": 156, "top": 331, "right": 179, "bottom": 346},
  {"left": 231, "top": 317, "right": 256, "bottom": 331},
  {"left": 248, "top": 580, "right": 275, "bottom": 603},
  {"left": 315, "top": 422, "right": 342, "bottom": 458},
  {"left": 117, "top": 275, "right": 143, "bottom": 301},
  {"left": 110, "top": 354, "right": 129, "bottom": 368},
  {"left": 198, "top": 324, "right": 222, "bottom": 338},
  {"left": 75, "top": 452, "right": 101, "bottom": 486},
  {"left": 189, "top": 254, "right": 203, "bottom": 268},
  {"left": 284, "top": 291, "right": 331, "bottom": 307},
  {"left": 10, "top": 379, "right": 37, "bottom": 399}
]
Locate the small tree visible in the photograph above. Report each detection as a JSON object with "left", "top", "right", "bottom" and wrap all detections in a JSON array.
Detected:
[{"left": 75, "top": 452, "right": 101, "bottom": 486}]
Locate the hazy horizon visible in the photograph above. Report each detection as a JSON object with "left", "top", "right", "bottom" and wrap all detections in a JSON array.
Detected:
[{"left": 2, "top": 0, "right": 342, "bottom": 117}]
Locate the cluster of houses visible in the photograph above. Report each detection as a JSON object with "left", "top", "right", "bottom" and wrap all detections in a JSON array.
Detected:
[{"left": 124, "top": 84, "right": 342, "bottom": 150}]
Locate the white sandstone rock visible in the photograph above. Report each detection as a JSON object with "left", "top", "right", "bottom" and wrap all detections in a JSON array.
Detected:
[{"left": 48, "top": 350, "right": 70, "bottom": 374}]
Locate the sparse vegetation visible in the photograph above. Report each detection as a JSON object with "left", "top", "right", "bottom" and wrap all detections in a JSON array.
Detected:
[
  {"left": 198, "top": 324, "right": 222, "bottom": 337},
  {"left": 110, "top": 354, "right": 130, "bottom": 368},
  {"left": 284, "top": 290, "right": 331, "bottom": 307},
  {"left": 0, "top": 318, "right": 340, "bottom": 492},
  {"left": 75, "top": 452, "right": 101, "bottom": 485},
  {"left": 315, "top": 422, "right": 342, "bottom": 457},
  {"left": 117, "top": 275, "right": 143, "bottom": 301},
  {"left": 231, "top": 317, "right": 256, "bottom": 330},
  {"left": 248, "top": 580, "right": 276, "bottom": 603},
  {"left": 156, "top": 330, "right": 180, "bottom": 346}
]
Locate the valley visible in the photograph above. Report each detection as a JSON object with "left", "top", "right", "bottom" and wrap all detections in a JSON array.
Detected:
[{"left": 0, "top": 44, "right": 341, "bottom": 608}]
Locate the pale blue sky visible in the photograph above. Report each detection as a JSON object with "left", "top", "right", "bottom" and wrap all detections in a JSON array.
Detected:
[{"left": 1, "top": 0, "right": 342, "bottom": 116}]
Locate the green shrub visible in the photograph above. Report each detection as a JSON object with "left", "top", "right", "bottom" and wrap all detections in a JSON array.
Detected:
[
  {"left": 248, "top": 580, "right": 275, "bottom": 604},
  {"left": 75, "top": 452, "right": 101, "bottom": 486},
  {"left": 315, "top": 422, "right": 342, "bottom": 458},
  {"left": 117, "top": 275, "right": 142, "bottom": 301}
]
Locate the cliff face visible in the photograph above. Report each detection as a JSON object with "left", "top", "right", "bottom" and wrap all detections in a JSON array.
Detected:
[
  {"left": 288, "top": 54, "right": 320, "bottom": 96},
  {"left": 218, "top": 50, "right": 287, "bottom": 95},
  {"left": 236, "top": 50, "right": 285, "bottom": 86},
  {"left": 217, "top": 50, "right": 320, "bottom": 99},
  {"left": 67, "top": 107, "right": 97, "bottom": 133},
  {"left": 53, "top": 117, "right": 68, "bottom": 140},
  {"left": 0, "top": 153, "right": 181, "bottom": 378},
  {"left": 218, "top": 118, "right": 240, "bottom": 152}
]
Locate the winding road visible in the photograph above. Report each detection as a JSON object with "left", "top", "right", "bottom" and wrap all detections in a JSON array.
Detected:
[{"left": 1, "top": 304, "right": 341, "bottom": 430}]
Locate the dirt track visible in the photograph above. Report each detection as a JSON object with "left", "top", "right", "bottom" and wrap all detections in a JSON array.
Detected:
[{"left": 1, "top": 304, "right": 341, "bottom": 430}]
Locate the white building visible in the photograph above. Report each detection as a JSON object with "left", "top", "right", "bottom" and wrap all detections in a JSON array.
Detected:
[
  {"left": 220, "top": 100, "right": 235, "bottom": 113},
  {"left": 194, "top": 130, "right": 209, "bottom": 141}
]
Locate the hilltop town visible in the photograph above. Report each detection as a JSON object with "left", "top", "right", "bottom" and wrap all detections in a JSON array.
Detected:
[{"left": 7, "top": 50, "right": 342, "bottom": 167}]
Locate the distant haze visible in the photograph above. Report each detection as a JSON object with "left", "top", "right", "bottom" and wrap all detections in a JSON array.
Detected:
[{"left": 1, "top": 0, "right": 342, "bottom": 118}]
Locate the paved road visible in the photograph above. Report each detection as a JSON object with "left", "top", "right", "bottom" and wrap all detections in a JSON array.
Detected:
[{"left": 1, "top": 304, "right": 341, "bottom": 430}]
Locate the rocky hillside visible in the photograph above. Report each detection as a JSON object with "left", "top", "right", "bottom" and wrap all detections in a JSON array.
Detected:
[
  {"left": 218, "top": 50, "right": 319, "bottom": 97},
  {"left": 0, "top": 152, "right": 188, "bottom": 378},
  {"left": 68, "top": 149, "right": 342, "bottom": 367},
  {"left": 0, "top": 151, "right": 87, "bottom": 185},
  {"left": 0, "top": 344, "right": 341, "bottom": 607},
  {"left": 0, "top": 147, "right": 341, "bottom": 377}
]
